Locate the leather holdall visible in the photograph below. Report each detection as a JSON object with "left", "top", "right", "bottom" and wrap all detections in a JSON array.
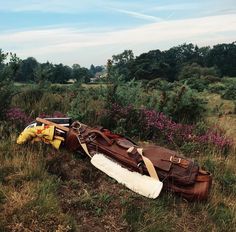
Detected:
[{"left": 65, "top": 121, "right": 212, "bottom": 201}]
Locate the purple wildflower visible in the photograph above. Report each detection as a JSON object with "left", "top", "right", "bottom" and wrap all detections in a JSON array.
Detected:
[{"left": 6, "top": 107, "right": 32, "bottom": 125}]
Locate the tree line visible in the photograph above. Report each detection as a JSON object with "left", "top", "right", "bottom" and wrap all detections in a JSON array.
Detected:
[
  {"left": 111, "top": 42, "right": 236, "bottom": 82},
  {"left": 0, "top": 42, "right": 235, "bottom": 84},
  {"left": 0, "top": 51, "right": 104, "bottom": 84}
]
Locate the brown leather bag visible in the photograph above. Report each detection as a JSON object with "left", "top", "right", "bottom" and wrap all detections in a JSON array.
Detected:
[{"left": 65, "top": 122, "right": 212, "bottom": 201}]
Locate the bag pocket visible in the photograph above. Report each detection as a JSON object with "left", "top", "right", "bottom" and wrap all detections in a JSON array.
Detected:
[{"left": 143, "top": 145, "right": 199, "bottom": 185}]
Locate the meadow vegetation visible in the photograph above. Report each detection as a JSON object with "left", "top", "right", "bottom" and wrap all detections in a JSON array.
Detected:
[{"left": 0, "top": 43, "right": 236, "bottom": 231}]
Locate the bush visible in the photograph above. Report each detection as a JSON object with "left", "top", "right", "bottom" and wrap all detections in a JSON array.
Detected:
[
  {"left": 105, "top": 82, "right": 206, "bottom": 124},
  {"left": 161, "top": 86, "right": 206, "bottom": 123},
  {"left": 147, "top": 79, "right": 173, "bottom": 91},
  {"left": 222, "top": 81, "right": 236, "bottom": 100},
  {"left": 143, "top": 109, "right": 233, "bottom": 152},
  {"left": 68, "top": 86, "right": 107, "bottom": 125},
  {"left": 100, "top": 104, "right": 144, "bottom": 137},
  {"left": 11, "top": 85, "right": 71, "bottom": 118},
  {"left": 0, "top": 81, "right": 15, "bottom": 120},
  {"left": 11, "top": 86, "right": 44, "bottom": 115},
  {"left": 5, "top": 107, "right": 32, "bottom": 131},
  {"left": 208, "top": 82, "right": 226, "bottom": 94},
  {"left": 178, "top": 63, "right": 219, "bottom": 80}
]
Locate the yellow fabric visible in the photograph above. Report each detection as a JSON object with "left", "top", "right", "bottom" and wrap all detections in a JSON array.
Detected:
[{"left": 17, "top": 125, "right": 64, "bottom": 149}]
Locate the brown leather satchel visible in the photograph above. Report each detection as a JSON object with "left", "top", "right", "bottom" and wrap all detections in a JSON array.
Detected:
[{"left": 65, "top": 122, "right": 212, "bottom": 201}]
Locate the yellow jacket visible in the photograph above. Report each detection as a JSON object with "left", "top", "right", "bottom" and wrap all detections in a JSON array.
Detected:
[{"left": 17, "top": 125, "right": 64, "bottom": 149}]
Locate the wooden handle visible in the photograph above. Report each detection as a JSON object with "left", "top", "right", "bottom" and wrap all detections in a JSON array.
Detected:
[{"left": 36, "top": 117, "right": 70, "bottom": 132}]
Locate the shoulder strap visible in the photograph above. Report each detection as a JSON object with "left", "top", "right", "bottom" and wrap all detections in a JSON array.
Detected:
[{"left": 128, "top": 147, "right": 160, "bottom": 181}]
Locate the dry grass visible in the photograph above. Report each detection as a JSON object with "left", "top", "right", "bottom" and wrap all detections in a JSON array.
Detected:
[
  {"left": 1, "top": 138, "right": 236, "bottom": 232},
  {"left": 203, "top": 93, "right": 235, "bottom": 115},
  {"left": 0, "top": 144, "right": 74, "bottom": 232}
]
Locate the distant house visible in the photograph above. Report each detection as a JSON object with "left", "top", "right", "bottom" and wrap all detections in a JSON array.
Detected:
[
  {"left": 90, "top": 71, "right": 107, "bottom": 82},
  {"left": 90, "top": 77, "right": 98, "bottom": 83},
  {"left": 67, "top": 79, "right": 76, "bottom": 83}
]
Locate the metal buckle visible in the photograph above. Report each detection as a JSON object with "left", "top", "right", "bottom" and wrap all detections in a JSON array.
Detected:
[
  {"left": 88, "top": 134, "right": 96, "bottom": 142},
  {"left": 72, "top": 121, "right": 82, "bottom": 133},
  {"left": 170, "top": 156, "right": 181, "bottom": 164}
]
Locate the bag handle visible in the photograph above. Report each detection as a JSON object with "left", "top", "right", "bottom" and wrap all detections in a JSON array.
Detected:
[
  {"left": 36, "top": 117, "right": 69, "bottom": 132},
  {"left": 88, "top": 130, "right": 113, "bottom": 146}
]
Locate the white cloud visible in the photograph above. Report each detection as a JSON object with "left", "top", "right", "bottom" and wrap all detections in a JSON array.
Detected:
[
  {"left": 114, "top": 9, "right": 163, "bottom": 22},
  {"left": 0, "top": 0, "right": 106, "bottom": 13},
  {"left": 0, "top": 1, "right": 202, "bottom": 15},
  {"left": 0, "top": 0, "right": 149, "bottom": 13},
  {"left": 1, "top": 14, "right": 235, "bottom": 66},
  {"left": 151, "top": 3, "right": 199, "bottom": 11}
]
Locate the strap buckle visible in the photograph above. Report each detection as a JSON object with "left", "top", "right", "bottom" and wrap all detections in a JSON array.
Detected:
[
  {"left": 88, "top": 134, "right": 96, "bottom": 142},
  {"left": 72, "top": 121, "right": 82, "bottom": 133},
  {"left": 170, "top": 156, "right": 181, "bottom": 164}
]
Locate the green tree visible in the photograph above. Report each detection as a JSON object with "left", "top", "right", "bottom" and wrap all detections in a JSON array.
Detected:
[
  {"left": 111, "top": 50, "right": 134, "bottom": 81},
  {"left": 0, "top": 50, "right": 15, "bottom": 119},
  {"left": 51, "top": 64, "right": 72, "bottom": 83},
  {"left": 8, "top": 53, "right": 22, "bottom": 80},
  {"left": 72, "top": 64, "right": 92, "bottom": 83},
  {"left": 34, "top": 62, "right": 54, "bottom": 84},
  {"left": 178, "top": 63, "right": 219, "bottom": 80},
  {"left": 89, "top": 64, "right": 104, "bottom": 76},
  {"left": 206, "top": 42, "right": 236, "bottom": 77},
  {"left": 15, "top": 57, "right": 38, "bottom": 82}
]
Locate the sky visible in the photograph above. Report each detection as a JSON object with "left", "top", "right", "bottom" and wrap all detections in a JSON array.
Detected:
[{"left": 0, "top": 0, "right": 235, "bottom": 67}]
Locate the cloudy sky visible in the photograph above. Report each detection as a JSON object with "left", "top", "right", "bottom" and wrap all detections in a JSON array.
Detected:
[{"left": 0, "top": 0, "right": 235, "bottom": 67}]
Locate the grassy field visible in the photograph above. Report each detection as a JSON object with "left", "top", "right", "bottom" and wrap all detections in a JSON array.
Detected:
[
  {"left": 1, "top": 117, "right": 236, "bottom": 231},
  {"left": 1, "top": 85, "right": 236, "bottom": 231}
]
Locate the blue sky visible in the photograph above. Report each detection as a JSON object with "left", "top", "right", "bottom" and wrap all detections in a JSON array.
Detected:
[{"left": 0, "top": 0, "right": 235, "bottom": 67}]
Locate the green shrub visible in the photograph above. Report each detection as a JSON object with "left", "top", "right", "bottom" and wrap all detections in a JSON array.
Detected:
[
  {"left": 147, "top": 78, "right": 173, "bottom": 91},
  {"left": 11, "top": 86, "right": 44, "bottom": 114},
  {"left": 222, "top": 81, "right": 236, "bottom": 100},
  {"left": 110, "top": 82, "right": 206, "bottom": 124},
  {"left": 178, "top": 63, "right": 219, "bottom": 80},
  {"left": 0, "top": 81, "right": 15, "bottom": 120},
  {"left": 208, "top": 82, "right": 226, "bottom": 94},
  {"left": 48, "top": 84, "right": 69, "bottom": 93},
  {"left": 11, "top": 85, "right": 71, "bottom": 118},
  {"left": 68, "top": 86, "right": 107, "bottom": 125},
  {"left": 182, "top": 77, "right": 209, "bottom": 92},
  {"left": 161, "top": 86, "right": 206, "bottom": 123}
]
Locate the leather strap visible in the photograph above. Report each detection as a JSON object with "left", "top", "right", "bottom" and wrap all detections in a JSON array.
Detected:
[
  {"left": 88, "top": 130, "right": 113, "bottom": 145},
  {"left": 128, "top": 147, "right": 160, "bottom": 181},
  {"left": 165, "top": 155, "right": 190, "bottom": 168},
  {"left": 76, "top": 135, "right": 92, "bottom": 158}
]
